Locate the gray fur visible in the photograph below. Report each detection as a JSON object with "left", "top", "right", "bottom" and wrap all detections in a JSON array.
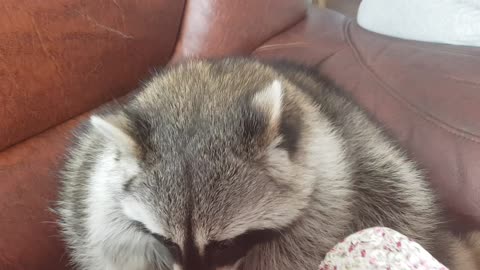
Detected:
[{"left": 57, "top": 58, "right": 454, "bottom": 270}]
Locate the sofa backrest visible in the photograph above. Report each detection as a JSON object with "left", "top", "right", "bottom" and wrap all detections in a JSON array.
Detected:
[
  {"left": 0, "top": 0, "right": 308, "bottom": 152},
  {"left": 0, "top": 0, "right": 185, "bottom": 151}
]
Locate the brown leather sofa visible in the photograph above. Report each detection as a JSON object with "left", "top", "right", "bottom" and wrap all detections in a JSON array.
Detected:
[{"left": 1, "top": 1, "right": 479, "bottom": 269}]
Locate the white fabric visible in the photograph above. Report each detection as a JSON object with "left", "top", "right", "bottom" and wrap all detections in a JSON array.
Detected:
[{"left": 357, "top": 0, "right": 480, "bottom": 47}]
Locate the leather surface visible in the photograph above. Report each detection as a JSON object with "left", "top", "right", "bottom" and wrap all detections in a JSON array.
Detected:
[
  {"left": 254, "top": 8, "right": 480, "bottom": 231},
  {"left": 0, "top": 114, "right": 86, "bottom": 270},
  {"left": 171, "top": 0, "right": 307, "bottom": 62},
  {"left": 2, "top": 3, "right": 480, "bottom": 270},
  {"left": 0, "top": 0, "right": 185, "bottom": 151},
  {"left": 253, "top": 8, "right": 348, "bottom": 65}
]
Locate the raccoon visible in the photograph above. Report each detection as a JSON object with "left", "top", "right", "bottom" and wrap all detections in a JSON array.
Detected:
[{"left": 56, "top": 58, "right": 479, "bottom": 270}]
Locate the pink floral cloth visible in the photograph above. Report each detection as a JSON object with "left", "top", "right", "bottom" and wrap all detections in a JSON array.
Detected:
[{"left": 319, "top": 227, "right": 447, "bottom": 270}]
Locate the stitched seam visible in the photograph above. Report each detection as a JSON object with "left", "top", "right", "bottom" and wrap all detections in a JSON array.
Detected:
[
  {"left": 394, "top": 43, "right": 480, "bottom": 60},
  {"left": 345, "top": 21, "right": 480, "bottom": 144},
  {"left": 252, "top": 43, "right": 349, "bottom": 67},
  {"left": 168, "top": 0, "right": 189, "bottom": 61},
  {"left": 254, "top": 42, "right": 311, "bottom": 52},
  {"left": 250, "top": 11, "right": 307, "bottom": 54},
  {"left": 253, "top": 12, "right": 349, "bottom": 56}
]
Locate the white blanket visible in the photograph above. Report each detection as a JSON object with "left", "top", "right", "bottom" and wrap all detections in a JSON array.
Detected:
[{"left": 357, "top": 0, "right": 480, "bottom": 47}]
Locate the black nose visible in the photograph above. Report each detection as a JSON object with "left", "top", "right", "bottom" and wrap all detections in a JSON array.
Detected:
[
  {"left": 183, "top": 239, "right": 210, "bottom": 270},
  {"left": 183, "top": 260, "right": 207, "bottom": 270},
  {"left": 183, "top": 260, "right": 210, "bottom": 270}
]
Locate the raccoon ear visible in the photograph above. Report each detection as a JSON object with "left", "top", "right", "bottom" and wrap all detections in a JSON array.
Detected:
[
  {"left": 252, "top": 80, "right": 283, "bottom": 126},
  {"left": 90, "top": 115, "right": 139, "bottom": 157}
]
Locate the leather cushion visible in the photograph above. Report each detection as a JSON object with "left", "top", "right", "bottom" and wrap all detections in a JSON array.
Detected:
[
  {"left": 0, "top": 114, "right": 86, "bottom": 270},
  {"left": 171, "top": 0, "right": 307, "bottom": 61},
  {"left": 0, "top": 0, "right": 185, "bottom": 151},
  {"left": 254, "top": 8, "right": 480, "bottom": 231}
]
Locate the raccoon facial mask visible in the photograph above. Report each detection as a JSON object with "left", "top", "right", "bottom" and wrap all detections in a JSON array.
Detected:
[
  {"left": 58, "top": 59, "right": 458, "bottom": 270},
  {"left": 83, "top": 79, "right": 312, "bottom": 269}
]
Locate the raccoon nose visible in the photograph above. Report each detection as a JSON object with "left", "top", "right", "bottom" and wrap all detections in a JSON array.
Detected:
[
  {"left": 183, "top": 258, "right": 209, "bottom": 270},
  {"left": 183, "top": 245, "right": 209, "bottom": 270},
  {"left": 174, "top": 264, "right": 211, "bottom": 270}
]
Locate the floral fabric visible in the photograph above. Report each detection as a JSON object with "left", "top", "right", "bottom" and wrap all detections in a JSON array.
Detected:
[{"left": 319, "top": 227, "right": 447, "bottom": 270}]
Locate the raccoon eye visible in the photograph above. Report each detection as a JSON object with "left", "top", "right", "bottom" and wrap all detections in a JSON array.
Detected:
[
  {"left": 152, "top": 233, "right": 174, "bottom": 247},
  {"left": 132, "top": 220, "right": 150, "bottom": 234},
  {"left": 206, "top": 229, "right": 278, "bottom": 267},
  {"left": 151, "top": 233, "right": 182, "bottom": 261},
  {"left": 215, "top": 239, "right": 235, "bottom": 250},
  {"left": 131, "top": 221, "right": 182, "bottom": 260},
  {"left": 207, "top": 241, "right": 244, "bottom": 267}
]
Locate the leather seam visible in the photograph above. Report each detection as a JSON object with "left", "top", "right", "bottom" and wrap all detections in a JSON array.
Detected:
[
  {"left": 251, "top": 10, "right": 308, "bottom": 54},
  {"left": 344, "top": 20, "right": 480, "bottom": 144},
  {"left": 254, "top": 42, "right": 311, "bottom": 52},
  {"left": 169, "top": 0, "right": 189, "bottom": 61},
  {"left": 253, "top": 10, "right": 349, "bottom": 56}
]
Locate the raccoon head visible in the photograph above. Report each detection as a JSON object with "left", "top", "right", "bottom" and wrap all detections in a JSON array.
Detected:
[{"left": 87, "top": 61, "right": 339, "bottom": 270}]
